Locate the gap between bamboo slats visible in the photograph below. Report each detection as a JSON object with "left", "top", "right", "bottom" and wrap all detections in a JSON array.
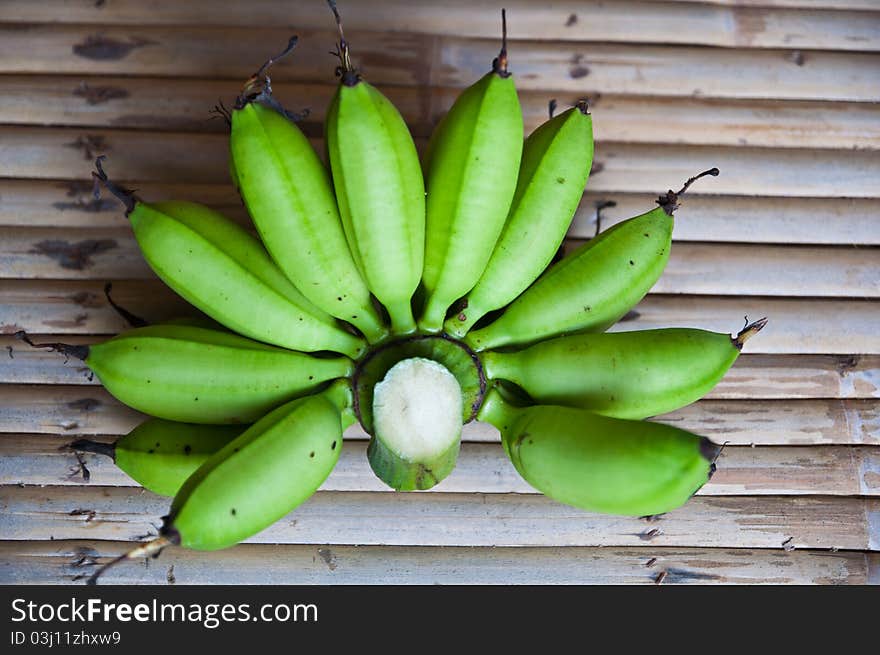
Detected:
[
  {"left": 1, "top": 540, "right": 876, "bottom": 585},
  {"left": 1, "top": 1, "right": 879, "bottom": 51},
  {"left": 2, "top": 179, "right": 877, "bottom": 246},
  {"left": 2, "top": 339, "right": 877, "bottom": 399},
  {"left": 3, "top": 433, "right": 878, "bottom": 497},
  {"left": 2, "top": 227, "right": 875, "bottom": 299},
  {"left": 2, "top": 127, "right": 878, "bottom": 198},
  {"left": 0, "top": 384, "right": 875, "bottom": 446},
  {"left": 1, "top": 280, "right": 877, "bottom": 354},
  {"left": 1, "top": 484, "right": 876, "bottom": 550},
  {"left": 1, "top": 25, "right": 878, "bottom": 101},
  {"left": 2, "top": 76, "right": 879, "bottom": 151}
]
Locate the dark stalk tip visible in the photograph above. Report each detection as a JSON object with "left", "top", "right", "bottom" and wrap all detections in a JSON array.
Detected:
[
  {"left": 676, "top": 167, "right": 720, "bottom": 197},
  {"left": 548, "top": 98, "right": 557, "bottom": 118},
  {"left": 327, "top": 0, "right": 358, "bottom": 83},
  {"left": 733, "top": 316, "right": 768, "bottom": 349},
  {"left": 91, "top": 156, "right": 137, "bottom": 216},
  {"left": 68, "top": 439, "right": 116, "bottom": 460},
  {"left": 208, "top": 99, "right": 232, "bottom": 128},
  {"left": 86, "top": 535, "right": 176, "bottom": 585},
  {"left": 256, "top": 36, "right": 298, "bottom": 80},
  {"left": 15, "top": 331, "right": 89, "bottom": 361},
  {"left": 700, "top": 437, "right": 722, "bottom": 463},
  {"left": 575, "top": 98, "right": 589, "bottom": 115},
  {"left": 491, "top": 8, "right": 510, "bottom": 77},
  {"left": 104, "top": 282, "right": 149, "bottom": 328},
  {"left": 234, "top": 36, "right": 300, "bottom": 110},
  {"left": 655, "top": 167, "right": 720, "bottom": 216}
]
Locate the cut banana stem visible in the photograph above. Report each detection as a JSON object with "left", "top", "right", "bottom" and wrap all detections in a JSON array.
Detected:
[
  {"left": 326, "top": 4, "right": 424, "bottom": 336},
  {"left": 70, "top": 419, "right": 244, "bottom": 497},
  {"left": 230, "top": 64, "right": 387, "bottom": 343},
  {"left": 369, "top": 357, "right": 463, "bottom": 490},
  {"left": 482, "top": 320, "right": 767, "bottom": 420},
  {"left": 466, "top": 169, "right": 720, "bottom": 351},
  {"left": 445, "top": 100, "right": 593, "bottom": 337},
  {"left": 18, "top": 325, "right": 353, "bottom": 424},
  {"left": 419, "top": 9, "right": 524, "bottom": 332},
  {"left": 477, "top": 388, "right": 719, "bottom": 516},
  {"left": 92, "top": 159, "right": 365, "bottom": 358}
]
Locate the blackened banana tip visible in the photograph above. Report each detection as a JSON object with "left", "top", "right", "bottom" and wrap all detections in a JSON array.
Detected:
[
  {"left": 69, "top": 439, "right": 116, "bottom": 460},
  {"left": 700, "top": 437, "right": 722, "bottom": 464},
  {"left": 734, "top": 316, "right": 769, "bottom": 349}
]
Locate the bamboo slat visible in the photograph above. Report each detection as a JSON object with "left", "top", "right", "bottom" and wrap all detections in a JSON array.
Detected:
[
  {"left": 3, "top": 540, "right": 875, "bottom": 585},
  {"left": 2, "top": 25, "right": 878, "bottom": 101},
  {"left": 606, "top": 296, "right": 880, "bottom": 355},
  {"left": 707, "top": 354, "right": 880, "bottom": 399},
  {"left": 3, "top": 178, "right": 877, "bottom": 246},
  {"left": 3, "top": 339, "right": 877, "bottom": 400},
  {"left": 4, "top": 227, "right": 876, "bottom": 299},
  {"left": 0, "top": 180, "right": 244, "bottom": 230},
  {"left": 3, "top": 127, "right": 878, "bottom": 198},
  {"left": 3, "top": 280, "right": 878, "bottom": 353},
  {"left": 0, "top": 385, "right": 875, "bottom": 446},
  {"left": 5, "top": 76, "right": 880, "bottom": 150},
  {"left": 3, "top": 433, "right": 878, "bottom": 497},
  {"left": 573, "top": 194, "right": 880, "bottom": 245},
  {"left": 3, "top": 1, "right": 879, "bottom": 51},
  {"left": 2, "top": 485, "right": 876, "bottom": 550}
]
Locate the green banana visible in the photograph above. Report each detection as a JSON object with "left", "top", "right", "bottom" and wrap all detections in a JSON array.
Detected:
[
  {"left": 481, "top": 319, "right": 767, "bottom": 420},
  {"left": 444, "top": 101, "right": 593, "bottom": 337},
  {"left": 70, "top": 419, "right": 244, "bottom": 497},
  {"left": 229, "top": 45, "right": 387, "bottom": 343},
  {"left": 87, "top": 382, "right": 351, "bottom": 583},
  {"left": 478, "top": 388, "right": 719, "bottom": 516},
  {"left": 166, "top": 380, "right": 349, "bottom": 551},
  {"left": 418, "top": 10, "right": 524, "bottom": 332},
  {"left": 19, "top": 325, "right": 353, "bottom": 424},
  {"left": 466, "top": 169, "right": 720, "bottom": 351},
  {"left": 92, "top": 160, "right": 364, "bottom": 358},
  {"left": 325, "top": 7, "right": 424, "bottom": 335}
]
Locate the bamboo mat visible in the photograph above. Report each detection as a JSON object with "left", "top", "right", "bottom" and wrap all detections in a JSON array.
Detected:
[{"left": 0, "top": 0, "right": 878, "bottom": 585}]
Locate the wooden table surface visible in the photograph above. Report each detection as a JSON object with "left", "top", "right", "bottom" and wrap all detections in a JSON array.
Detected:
[{"left": 1, "top": 0, "right": 878, "bottom": 584}]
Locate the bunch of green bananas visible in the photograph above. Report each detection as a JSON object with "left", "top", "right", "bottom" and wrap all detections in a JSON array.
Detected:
[{"left": 28, "top": 5, "right": 766, "bottom": 583}]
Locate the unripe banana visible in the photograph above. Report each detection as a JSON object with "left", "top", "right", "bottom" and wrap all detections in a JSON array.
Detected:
[
  {"left": 466, "top": 169, "right": 720, "bottom": 351},
  {"left": 70, "top": 419, "right": 244, "bottom": 497},
  {"left": 92, "top": 160, "right": 365, "bottom": 359},
  {"left": 478, "top": 389, "right": 719, "bottom": 516},
  {"left": 445, "top": 101, "right": 593, "bottom": 337},
  {"left": 481, "top": 319, "right": 767, "bottom": 420},
  {"left": 19, "top": 325, "right": 353, "bottom": 424},
  {"left": 229, "top": 45, "right": 386, "bottom": 343},
  {"left": 87, "top": 382, "right": 352, "bottom": 583},
  {"left": 326, "top": 8, "right": 424, "bottom": 335},
  {"left": 165, "top": 380, "right": 349, "bottom": 551},
  {"left": 418, "top": 11, "right": 524, "bottom": 332}
]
